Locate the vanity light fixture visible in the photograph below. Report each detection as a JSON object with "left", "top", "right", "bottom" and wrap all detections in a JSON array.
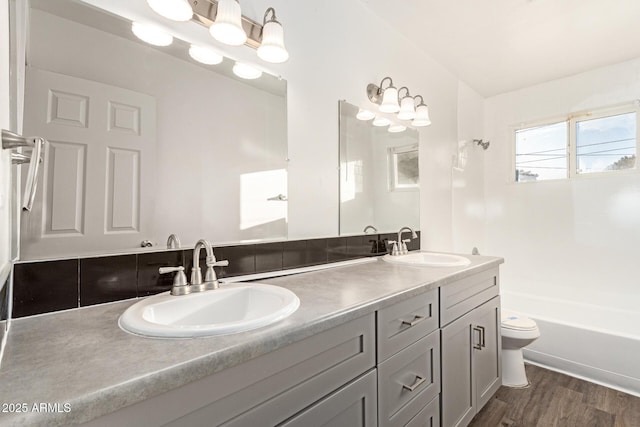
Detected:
[
  {"left": 356, "top": 109, "right": 375, "bottom": 121},
  {"left": 397, "top": 87, "right": 416, "bottom": 120},
  {"left": 372, "top": 116, "right": 391, "bottom": 127},
  {"left": 147, "top": 0, "right": 193, "bottom": 22},
  {"left": 233, "top": 61, "right": 262, "bottom": 79},
  {"left": 188, "top": 44, "right": 224, "bottom": 65},
  {"left": 257, "top": 8, "right": 289, "bottom": 63},
  {"left": 131, "top": 22, "right": 173, "bottom": 46},
  {"left": 367, "top": 78, "right": 431, "bottom": 127},
  {"left": 412, "top": 95, "right": 432, "bottom": 127},
  {"left": 210, "top": 0, "right": 247, "bottom": 46}
]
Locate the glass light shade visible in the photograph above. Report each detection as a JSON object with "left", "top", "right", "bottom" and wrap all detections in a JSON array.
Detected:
[
  {"left": 388, "top": 124, "right": 407, "bottom": 133},
  {"left": 356, "top": 109, "right": 375, "bottom": 121},
  {"left": 372, "top": 116, "right": 391, "bottom": 127},
  {"left": 397, "top": 96, "right": 416, "bottom": 120},
  {"left": 412, "top": 104, "right": 432, "bottom": 127},
  {"left": 189, "top": 45, "right": 223, "bottom": 65},
  {"left": 257, "top": 20, "right": 289, "bottom": 63},
  {"left": 233, "top": 62, "right": 262, "bottom": 79},
  {"left": 147, "top": 0, "right": 193, "bottom": 21},
  {"left": 210, "top": 0, "right": 247, "bottom": 46},
  {"left": 379, "top": 86, "right": 400, "bottom": 113},
  {"left": 131, "top": 22, "right": 173, "bottom": 47}
]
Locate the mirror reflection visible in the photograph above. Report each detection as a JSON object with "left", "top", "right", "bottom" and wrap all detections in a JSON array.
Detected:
[
  {"left": 18, "top": 0, "right": 288, "bottom": 260},
  {"left": 339, "top": 100, "right": 420, "bottom": 236}
]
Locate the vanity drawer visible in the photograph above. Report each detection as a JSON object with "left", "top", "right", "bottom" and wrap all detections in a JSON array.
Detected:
[
  {"left": 405, "top": 394, "right": 440, "bottom": 427},
  {"left": 377, "top": 330, "right": 440, "bottom": 427},
  {"left": 377, "top": 288, "right": 438, "bottom": 362},
  {"left": 279, "top": 370, "right": 377, "bottom": 427},
  {"left": 440, "top": 268, "right": 499, "bottom": 327}
]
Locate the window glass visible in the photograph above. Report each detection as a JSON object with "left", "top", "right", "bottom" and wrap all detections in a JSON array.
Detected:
[
  {"left": 576, "top": 112, "right": 636, "bottom": 174},
  {"left": 515, "top": 122, "right": 568, "bottom": 182}
]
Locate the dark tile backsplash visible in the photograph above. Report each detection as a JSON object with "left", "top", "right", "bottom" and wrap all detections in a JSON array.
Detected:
[
  {"left": 137, "top": 250, "right": 184, "bottom": 297},
  {"left": 80, "top": 255, "right": 137, "bottom": 306},
  {"left": 12, "top": 232, "right": 420, "bottom": 318},
  {"left": 13, "top": 259, "right": 79, "bottom": 318}
]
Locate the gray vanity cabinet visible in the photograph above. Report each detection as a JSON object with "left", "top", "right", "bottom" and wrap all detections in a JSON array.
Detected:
[
  {"left": 376, "top": 288, "right": 440, "bottom": 427},
  {"left": 440, "top": 267, "right": 501, "bottom": 427}
]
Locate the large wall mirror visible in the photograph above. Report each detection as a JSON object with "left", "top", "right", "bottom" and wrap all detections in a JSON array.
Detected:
[
  {"left": 15, "top": 0, "right": 288, "bottom": 260},
  {"left": 339, "top": 100, "right": 420, "bottom": 235}
]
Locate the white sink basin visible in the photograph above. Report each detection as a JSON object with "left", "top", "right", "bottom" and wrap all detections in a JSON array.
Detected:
[
  {"left": 119, "top": 283, "right": 300, "bottom": 338},
  {"left": 382, "top": 251, "right": 471, "bottom": 267}
]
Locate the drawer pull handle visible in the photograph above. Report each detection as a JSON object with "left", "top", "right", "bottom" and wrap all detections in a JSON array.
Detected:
[
  {"left": 401, "top": 315, "right": 425, "bottom": 327},
  {"left": 402, "top": 375, "right": 426, "bottom": 392}
]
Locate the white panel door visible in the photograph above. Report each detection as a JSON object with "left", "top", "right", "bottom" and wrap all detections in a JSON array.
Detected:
[{"left": 21, "top": 67, "right": 156, "bottom": 258}]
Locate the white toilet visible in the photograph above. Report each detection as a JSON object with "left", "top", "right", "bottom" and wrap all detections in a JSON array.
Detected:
[{"left": 501, "top": 309, "right": 540, "bottom": 387}]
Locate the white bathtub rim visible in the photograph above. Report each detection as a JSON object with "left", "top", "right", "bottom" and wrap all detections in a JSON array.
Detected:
[
  {"left": 501, "top": 291, "right": 640, "bottom": 341},
  {"left": 524, "top": 351, "right": 640, "bottom": 398}
]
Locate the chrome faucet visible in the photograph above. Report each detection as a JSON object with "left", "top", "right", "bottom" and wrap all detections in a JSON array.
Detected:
[
  {"left": 389, "top": 226, "right": 418, "bottom": 256},
  {"left": 191, "top": 239, "right": 229, "bottom": 292},
  {"left": 363, "top": 225, "right": 378, "bottom": 234},
  {"left": 166, "top": 233, "right": 181, "bottom": 249}
]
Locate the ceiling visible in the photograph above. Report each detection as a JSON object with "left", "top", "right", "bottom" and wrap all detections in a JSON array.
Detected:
[{"left": 360, "top": 0, "right": 640, "bottom": 97}]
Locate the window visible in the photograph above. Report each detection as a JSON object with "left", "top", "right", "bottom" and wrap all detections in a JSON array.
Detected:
[
  {"left": 514, "top": 105, "right": 638, "bottom": 182},
  {"left": 388, "top": 144, "right": 419, "bottom": 191}
]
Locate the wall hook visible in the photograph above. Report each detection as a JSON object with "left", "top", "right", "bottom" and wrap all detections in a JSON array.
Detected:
[{"left": 474, "top": 139, "right": 490, "bottom": 150}]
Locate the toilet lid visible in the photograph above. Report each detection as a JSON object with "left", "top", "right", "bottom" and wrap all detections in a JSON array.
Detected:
[{"left": 501, "top": 310, "right": 537, "bottom": 331}]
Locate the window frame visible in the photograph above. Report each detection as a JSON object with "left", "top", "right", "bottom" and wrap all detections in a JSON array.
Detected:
[{"left": 512, "top": 103, "right": 640, "bottom": 183}]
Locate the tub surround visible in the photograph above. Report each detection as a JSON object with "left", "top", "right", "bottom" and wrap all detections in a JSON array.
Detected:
[
  {"left": 12, "top": 233, "right": 418, "bottom": 318},
  {"left": 0, "top": 253, "right": 501, "bottom": 426}
]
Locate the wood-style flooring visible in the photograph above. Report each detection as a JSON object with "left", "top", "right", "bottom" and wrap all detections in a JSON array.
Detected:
[{"left": 469, "top": 364, "right": 640, "bottom": 427}]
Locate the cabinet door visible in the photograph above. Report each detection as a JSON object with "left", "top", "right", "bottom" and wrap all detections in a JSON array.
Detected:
[
  {"left": 279, "top": 370, "right": 377, "bottom": 427},
  {"left": 473, "top": 296, "right": 501, "bottom": 411},
  {"left": 441, "top": 309, "right": 476, "bottom": 427}
]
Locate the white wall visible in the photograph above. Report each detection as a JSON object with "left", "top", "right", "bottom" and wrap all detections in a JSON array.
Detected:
[
  {"left": 452, "top": 81, "right": 487, "bottom": 255},
  {"left": 484, "top": 57, "right": 640, "bottom": 334},
  {"left": 243, "top": 0, "right": 460, "bottom": 245}
]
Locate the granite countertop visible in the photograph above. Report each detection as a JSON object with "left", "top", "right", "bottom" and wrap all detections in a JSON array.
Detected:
[{"left": 0, "top": 254, "right": 502, "bottom": 426}]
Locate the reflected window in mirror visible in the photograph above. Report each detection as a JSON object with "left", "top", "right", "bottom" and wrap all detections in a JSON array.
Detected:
[{"left": 339, "top": 101, "right": 420, "bottom": 236}]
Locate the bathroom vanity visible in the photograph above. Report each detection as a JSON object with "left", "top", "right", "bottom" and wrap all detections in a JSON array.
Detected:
[{"left": 0, "top": 255, "right": 502, "bottom": 426}]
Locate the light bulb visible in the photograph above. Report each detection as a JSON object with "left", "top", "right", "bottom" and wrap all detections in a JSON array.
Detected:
[
  {"left": 412, "top": 104, "right": 432, "bottom": 127},
  {"left": 388, "top": 124, "right": 407, "bottom": 133},
  {"left": 397, "top": 96, "right": 416, "bottom": 120},
  {"left": 233, "top": 62, "right": 262, "bottom": 79},
  {"left": 257, "top": 20, "right": 289, "bottom": 63},
  {"left": 356, "top": 109, "right": 375, "bottom": 121},
  {"left": 189, "top": 45, "right": 224, "bottom": 65},
  {"left": 372, "top": 116, "right": 391, "bottom": 127},
  {"left": 210, "top": 0, "right": 247, "bottom": 46},
  {"left": 131, "top": 22, "right": 173, "bottom": 47},
  {"left": 379, "top": 86, "right": 400, "bottom": 113},
  {"left": 147, "top": 0, "right": 193, "bottom": 22}
]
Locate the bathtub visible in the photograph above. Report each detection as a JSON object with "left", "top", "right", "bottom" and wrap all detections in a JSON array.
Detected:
[{"left": 501, "top": 291, "right": 640, "bottom": 397}]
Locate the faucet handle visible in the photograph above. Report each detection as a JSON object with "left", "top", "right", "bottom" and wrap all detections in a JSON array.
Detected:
[
  {"left": 159, "top": 266, "right": 190, "bottom": 295},
  {"left": 401, "top": 239, "right": 410, "bottom": 254},
  {"left": 388, "top": 240, "right": 400, "bottom": 256}
]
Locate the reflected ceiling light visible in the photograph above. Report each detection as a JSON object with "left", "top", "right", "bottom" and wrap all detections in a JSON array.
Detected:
[
  {"left": 388, "top": 124, "right": 407, "bottom": 133},
  {"left": 372, "top": 116, "right": 391, "bottom": 127},
  {"left": 210, "top": 0, "right": 247, "bottom": 46},
  {"left": 356, "top": 109, "right": 375, "bottom": 121},
  {"left": 397, "top": 87, "right": 416, "bottom": 120},
  {"left": 131, "top": 22, "right": 173, "bottom": 46},
  {"left": 188, "top": 45, "right": 224, "bottom": 65},
  {"left": 233, "top": 62, "right": 262, "bottom": 79},
  {"left": 412, "top": 95, "right": 432, "bottom": 127},
  {"left": 257, "top": 8, "right": 289, "bottom": 63},
  {"left": 147, "top": 0, "right": 193, "bottom": 22}
]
